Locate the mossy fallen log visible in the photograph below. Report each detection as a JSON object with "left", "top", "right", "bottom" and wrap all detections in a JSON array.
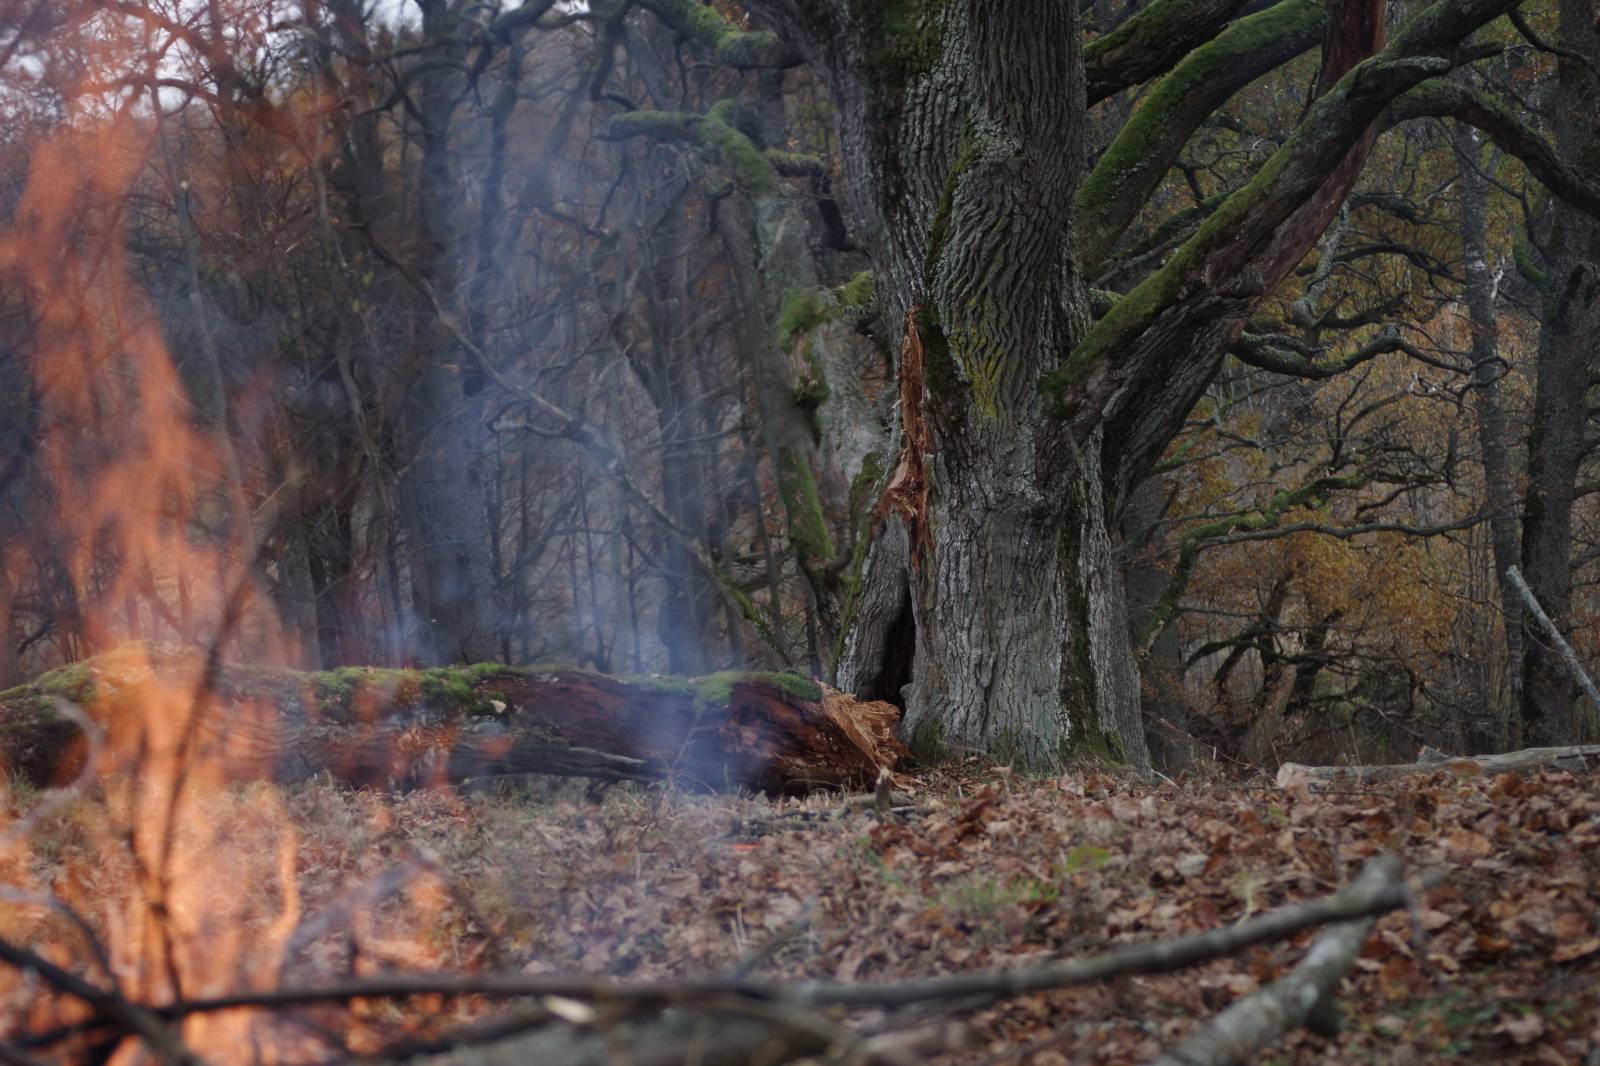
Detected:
[{"left": 0, "top": 645, "right": 910, "bottom": 795}]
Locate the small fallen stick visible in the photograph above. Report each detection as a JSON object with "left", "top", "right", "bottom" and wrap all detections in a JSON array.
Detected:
[{"left": 1147, "top": 858, "right": 1403, "bottom": 1065}]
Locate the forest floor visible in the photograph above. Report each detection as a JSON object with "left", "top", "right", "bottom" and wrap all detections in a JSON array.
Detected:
[{"left": 5, "top": 761, "right": 1600, "bottom": 1064}]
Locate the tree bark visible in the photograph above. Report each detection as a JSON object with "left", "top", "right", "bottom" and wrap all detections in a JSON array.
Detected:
[
  {"left": 1518, "top": 0, "right": 1600, "bottom": 746},
  {"left": 397, "top": 0, "right": 502, "bottom": 667}
]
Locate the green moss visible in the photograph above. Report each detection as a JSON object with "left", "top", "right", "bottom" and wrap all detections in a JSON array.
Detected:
[
  {"left": 915, "top": 304, "right": 957, "bottom": 395},
  {"left": 1067, "top": 717, "right": 1126, "bottom": 767},
  {"left": 1083, "top": 0, "right": 1195, "bottom": 71},
  {"left": 606, "top": 109, "right": 696, "bottom": 141},
  {"left": 677, "top": 670, "right": 731, "bottom": 709},
  {"left": 942, "top": 872, "right": 1060, "bottom": 914},
  {"left": 835, "top": 271, "right": 875, "bottom": 310},
  {"left": 418, "top": 667, "right": 513, "bottom": 716},
  {"left": 674, "top": 0, "right": 735, "bottom": 42},
  {"left": 776, "top": 446, "right": 836, "bottom": 565},
  {"left": 1514, "top": 234, "right": 1552, "bottom": 297},
  {"left": 858, "top": 0, "right": 946, "bottom": 94},
  {"left": 1078, "top": 0, "right": 1323, "bottom": 223},
  {"left": 988, "top": 728, "right": 1032, "bottom": 768},
  {"left": 764, "top": 150, "right": 825, "bottom": 176},
  {"left": 833, "top": 452, "right": 887, "bottom": 664},
  {"left": 759, "top": 672, "right": 823, "bottom": 701},
  {"left": 923, "top": 132, "right": 979, "bottom": 284},
  {"left": 794, "top": 375, "right": 830, "bottom": 417},
  {"left": 607, "top": 106, "right": 777, "bottom": 198},
  {"left": 777, "top": 290, "right": 829, "bottom": 351},
  {"left": 311, "top": 670, "right": 356, "bottom": 713},
  {"left": 1063, "top": 844, "right": 1113, "bottom": 872},
  {"left": 656, "top": 0, "right": 790, "bottom": 66},
  {"left": 34, "top": 661, "right": 96, "bottom": 705},
  {"left": 700, "top": 108, "right": 777, "bottom": 196},
  {"left": 689, "top": 670, "right": 822, "bottom": 710},
  {"left": 1056, "top": 497, "right": 1107, "bottom": 762},
  {"left": 622, "top": 674, "right": 699, "bottom": 697}
]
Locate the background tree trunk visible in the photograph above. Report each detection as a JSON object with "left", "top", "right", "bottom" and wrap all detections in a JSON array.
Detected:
[
  {"left": 398, "top": 0, "right": 502, "bottom": 666},
  {"left": 1519, "top": 0, "right": 1600, "bottom": 745},
  {"left": 1453, "top": 123, "right": 1522, "bottom": 750}
]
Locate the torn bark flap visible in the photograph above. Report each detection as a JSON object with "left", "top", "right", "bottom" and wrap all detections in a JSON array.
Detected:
[{"left": 875, "top": 307, "right": 932, "bottom": 568}]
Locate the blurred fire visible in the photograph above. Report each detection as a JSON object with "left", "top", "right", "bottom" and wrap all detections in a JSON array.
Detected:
[{"left": 0, "top": 22, "right": 426, "bottom": 1061}]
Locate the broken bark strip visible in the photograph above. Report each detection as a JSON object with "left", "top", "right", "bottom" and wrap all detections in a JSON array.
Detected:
[
  {"left": 1277, "top": 744, "right": 1600, "bottom": 787},
  {"left": 0, "top": 646, "right": 909, "bottom": 795},
  {"left": 1150, "top": 859, "right": 1398, "bottom": 1065}
]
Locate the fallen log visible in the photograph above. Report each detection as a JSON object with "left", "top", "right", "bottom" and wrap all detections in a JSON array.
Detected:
[
  {"left": 1276, "top": 743, "right": 1600, "bottom": 788},
  {"left": 0, "top": 644, "right": 910, "bottom": 795}
]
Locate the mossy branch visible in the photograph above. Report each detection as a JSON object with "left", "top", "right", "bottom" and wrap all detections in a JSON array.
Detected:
[
  {"left": 606, "top": 107, "right": 780, "bottom": 197},
  {"left": 636, "top": 0, "right": 802, "bottom": 68},
  {"left": 1383, "top": 79, "right": 1600, "bottom": 224},
  {"left": 1078, "top": 0, "right": 1327, "bottom": 269},
  {"left": 1083, "top": 0, "right": 1258, "bottom": 104},
  {"left": 1048, "top": 0, "right": 1527, "bottom": 430},
  {"left": 1230, "top": 326, "right": 1428, "bottom": 380}
]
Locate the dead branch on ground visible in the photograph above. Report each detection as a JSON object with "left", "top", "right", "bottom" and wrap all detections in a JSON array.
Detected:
[{"left": 2, "top": 856, "right": 1426, "bottom": 1064}]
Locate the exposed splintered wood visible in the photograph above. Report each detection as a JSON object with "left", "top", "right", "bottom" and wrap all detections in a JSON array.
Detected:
[
  {"left": 0, "top": 645, "right": 910, "bottom": 795},
  {"left": 1276, "top": 744, "right": 1600, "bottom": 787}
]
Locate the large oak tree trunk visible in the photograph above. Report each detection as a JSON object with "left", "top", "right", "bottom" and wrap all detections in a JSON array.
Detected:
[{"left": 821, "top": 0, "right": 1149, "bottom": 768}]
